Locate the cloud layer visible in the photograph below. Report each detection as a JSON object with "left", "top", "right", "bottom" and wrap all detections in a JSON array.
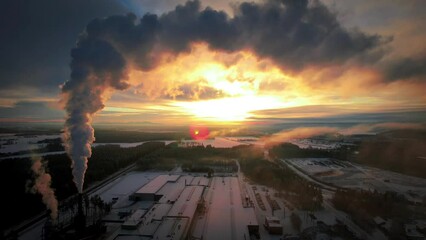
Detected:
[{"left": 60, "top": 0, "right": 400, "bottom": 192}]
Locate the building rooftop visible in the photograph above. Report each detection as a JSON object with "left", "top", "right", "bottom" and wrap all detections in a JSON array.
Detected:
[
  {"left": 196, "top": 177, "right": 258, "bottom": 240},
  {"left": 265, "top": 216, "right": 282, "bottom": 228},
  {"left": 152, "top": 217, "right": 190, "bottom": 240},
  {"left": 135, "top": 175, "right": 180, "bottom": 195},
  {"left": 100, "top": 174, "right": 259, "bottom": 240},
  {"left": 146, "top": 203, "right": 172, "bottom": 221},
  {"left": 157, "top": 176, "right": 191, "bottom": 204},
  {"left": 167, "top": 186, "right": 204, "bottom": 218},
  {"left": 113, "top": 236, "right": 151, "bottom": 240},
  {"left": 121, "top": 209, "right": 147, "bottom": 229}
]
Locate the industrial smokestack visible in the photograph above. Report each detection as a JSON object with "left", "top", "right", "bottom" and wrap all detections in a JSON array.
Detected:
[
  {"left": 74, "top": 193, "right": 86, "bottom": 233},
  {"left": 78, "top": 193, "right": 84, "bottom": 216}
]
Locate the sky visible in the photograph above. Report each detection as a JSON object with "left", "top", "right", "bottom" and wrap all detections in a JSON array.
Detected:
[{"left": 0, "top": 0, "right": 425, "bottom": 128}]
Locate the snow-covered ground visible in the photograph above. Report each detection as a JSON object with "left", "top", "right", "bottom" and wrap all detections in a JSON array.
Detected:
[
  {"left": 90, "top": 171, "right": 164, "bottom": 203},
  {"left": 287, "top": 158, "right": 426, "bottom": 201},
  {"left": 288, "top": 139, "right": 342, "bottom": 150},
  {"left": 0, "top": 134, "right": 60, "bottom": 153}
]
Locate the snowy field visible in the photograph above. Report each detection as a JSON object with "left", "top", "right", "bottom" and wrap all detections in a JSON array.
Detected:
[
  {"left": 288, "top": 158, "right": 426, "bottom": 201},
  {"left": 288, "top": 139, "right": 342, "bottom": 150},
  {"left": 0, "top": 134, "right": 60, "bottom": 153},
  {"left": 288, "top": 158, "right": 348, "bottom": 176}
]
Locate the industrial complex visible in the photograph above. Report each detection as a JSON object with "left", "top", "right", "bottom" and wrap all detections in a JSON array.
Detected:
[{"left": 100, "top": 174, "right": 259, "bottom": 240}]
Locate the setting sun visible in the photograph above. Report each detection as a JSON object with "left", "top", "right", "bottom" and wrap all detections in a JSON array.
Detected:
[{"left": 172, "top": 95, "right": 288, "bottom": 122}]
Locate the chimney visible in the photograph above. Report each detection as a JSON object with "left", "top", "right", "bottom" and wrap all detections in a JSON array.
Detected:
[
  {"left": 74, "top": 193, "right": 86, "bottom": 233},
  {"left": 78, "top": 193, "right": 84, "bottom": 216}
]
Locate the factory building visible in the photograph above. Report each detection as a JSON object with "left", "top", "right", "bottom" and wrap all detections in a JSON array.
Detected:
[
  {"left": 130, "top": 174, "right": 180, "bottom": 201},
  {"left": 104, "top": 174, "right": 259, "bottom": 240}
]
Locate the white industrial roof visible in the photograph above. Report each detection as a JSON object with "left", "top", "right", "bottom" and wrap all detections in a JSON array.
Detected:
[
  {"left": 135, "top": 175, "right": 180, "bottom": 194},
  {"left": 168, "top": 186, "right": 204, "bottom": 218},
  {"left": 122, "top": 209, "right": 147, "bottom": 228},
  {"left": 152, "top": 217, "right": 190, "bottom": 240}
]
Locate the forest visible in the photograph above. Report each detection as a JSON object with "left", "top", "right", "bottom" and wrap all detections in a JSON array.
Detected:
[
  {"left": 332, "top": 188, "right": 426, "bottom": 238},
  {"left": 240, "top": 157, "right": 323, "bottom": 211}
]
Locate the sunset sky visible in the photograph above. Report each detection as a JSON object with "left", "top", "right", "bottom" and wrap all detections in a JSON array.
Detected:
[{"left": 1, "top": 0, "right": 425, "bottom": 127}]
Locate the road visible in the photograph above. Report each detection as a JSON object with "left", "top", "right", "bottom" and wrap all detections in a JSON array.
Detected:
[{"left": 347, "top": 162, "right": 403, "bottom": 194}]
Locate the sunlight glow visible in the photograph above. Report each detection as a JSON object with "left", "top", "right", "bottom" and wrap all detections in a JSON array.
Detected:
[
  {"left": 173, "top": 95, "right": 290, "bottom": 121},
  {"left": 191, "top": 63, "right": 259, "bottom": 96},
  {"left": 128, "top": 43, "right": 296, "bottom": 101},
  {"left": 116, "top": 43, "right": 424, "bottom": 124}
]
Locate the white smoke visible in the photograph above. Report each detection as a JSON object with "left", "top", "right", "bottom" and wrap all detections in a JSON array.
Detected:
[{"left": 28, "top": 156, "right": 58, "bottom": 220}]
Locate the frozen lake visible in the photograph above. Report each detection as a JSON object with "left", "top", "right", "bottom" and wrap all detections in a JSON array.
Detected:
[
  {"left": 0, "top": 134, "right": 60, "bottom": 154},
  {"left": 1, "top": 135, "right": 262, "bottom": 160}
]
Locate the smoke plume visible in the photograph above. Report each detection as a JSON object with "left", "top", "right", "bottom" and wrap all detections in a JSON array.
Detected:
[
  {"left": 262, "top": 123, "right": 426, "bottom": 146},
  {"left": 28, "top": 157, "right": 58, "bottom": 220},
  {"left": 263, "top": 127, "right": 338, "bottom": 145},
  {"left": 61, "top": 0, "right": 385, "bottom": 192}
]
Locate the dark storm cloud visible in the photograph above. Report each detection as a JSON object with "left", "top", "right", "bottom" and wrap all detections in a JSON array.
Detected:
[
  {"left": 82, "top": 13, "right": 161, "bottom": 70},
  {"left": 66, "top": 0, "right": 385, "bottom": 80},
  {"left": 64, "top": 39, "right": 129, "bottom": 92},
  {"left": 155, "top": 0, "right": 385, "bottom": 69},
  {"left": 383, "top": 56, "right": 426, "bottom": 82},
  {"left": 60, "top": 0, "right": 404, "bottom": 192},
  {"left": 0, "top": 0, "right": 127, "bottom": 90},
  {"left": 61, "top": 0, "right": 389, "bottom": 192}
]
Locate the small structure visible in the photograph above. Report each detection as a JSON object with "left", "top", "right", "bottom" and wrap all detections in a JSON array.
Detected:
[
  {"left": 247, "top": 223, "right": 260, "bottom": 238},
  {"left": 405, "top": 224, "right": 425, "bottom": 240},
  {"left": 374, "top": 216, "right": 386, "bottom": 226},
  {"left": 264, "top": 216, "right": 283, "bottom": 234},
  {"left": 130, "top": 175, "right": 180, "bottom": 201},
  {"left": 121, "top": 209, "right": 147, "bottom": 230}
]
